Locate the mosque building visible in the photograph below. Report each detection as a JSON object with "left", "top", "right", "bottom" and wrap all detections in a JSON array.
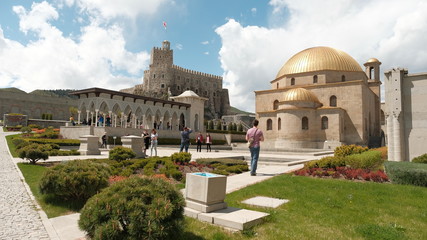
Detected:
[{"left": 255, "top": 46, "right": 382, "bottom": 150}]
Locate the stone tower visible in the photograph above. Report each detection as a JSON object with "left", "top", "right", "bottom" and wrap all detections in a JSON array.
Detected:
[{"left": 126, "top": 40, "right": 230, "bottom": 119}]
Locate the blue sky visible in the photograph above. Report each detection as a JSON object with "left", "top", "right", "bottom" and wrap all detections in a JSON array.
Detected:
[{"left": 1, "top": 0, "right": 427, "bottom": 112}]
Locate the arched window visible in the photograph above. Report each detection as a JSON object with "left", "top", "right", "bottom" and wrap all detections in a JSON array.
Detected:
[
  {"left": 267, "top": 119, "right": 273, "bottom": 130},
  {"left": 278, "top": 118, "right": 281, "bottom": 130},
  {"left": 302, "top": 117, "right": 309, "bottom": 130},
  {"left": 177, "top": 85, "right": 180, "bottom": 90},
  {"left": 321, "top": 116, "right": 328, "bottom": 130},
  {"left": 341, "top": 75, "right": 346, "bottom": 82},
  {"left": 369, "top": 67, "right": 374, "bottom": 79},
  {"left": 273, "top": 100, "right": 279, "bottom": 110},
  {"left": 330, "top": 95, "right": 337, "bottom": 107},
  {"left": 277, "top": 83, "right": 279, "bottom": 89},
  {"left": 313, "top": 75, "right": 318, "bottom": 83},
  {"left": 291, "top": 78, "right": 295, "bottom": 85}
]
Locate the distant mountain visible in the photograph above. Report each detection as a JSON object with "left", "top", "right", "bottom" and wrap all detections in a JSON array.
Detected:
[
  {"left": 227, "top": 106, "right": 254, "bottom": 115},
  {"left": 29, "top": 89, "right": 78, "bottom": 99},
  {"left": 0, "top": 87, "right": 27, "bottom": 94}
]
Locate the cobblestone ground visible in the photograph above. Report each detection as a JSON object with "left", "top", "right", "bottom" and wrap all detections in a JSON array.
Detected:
[{"left": 0, "top": 130, "right": 50, "bottom": 239}]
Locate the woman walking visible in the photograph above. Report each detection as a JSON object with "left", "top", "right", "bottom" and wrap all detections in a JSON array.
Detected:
[
  {"left": 205, "top": 133, "right": 212, "bottom": 152},
  {"left": 150, "top": 129, "right": 158, "bottom": 157},
  {"left": 196, "top": 132, "right": 204, "bottom": 152}
]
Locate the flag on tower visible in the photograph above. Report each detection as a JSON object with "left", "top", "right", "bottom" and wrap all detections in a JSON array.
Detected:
[{"left": 163, "top": 21, "right": 167, "bottom": 30}]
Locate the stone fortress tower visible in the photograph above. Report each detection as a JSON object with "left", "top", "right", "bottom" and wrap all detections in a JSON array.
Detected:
[{"left": 122, "top": 40, "right": 230, "bottom": 119}]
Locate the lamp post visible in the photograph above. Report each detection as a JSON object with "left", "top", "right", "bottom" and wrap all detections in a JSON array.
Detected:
[{"left": 113, "top": 136, "right": 117, "bottom": 147}]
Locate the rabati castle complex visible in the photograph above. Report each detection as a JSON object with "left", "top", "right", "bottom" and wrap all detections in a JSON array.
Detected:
[{"left": 122, "top": 40, "right": 230, "bottom": 119}]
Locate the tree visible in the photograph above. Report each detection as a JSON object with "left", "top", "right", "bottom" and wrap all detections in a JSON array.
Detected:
[
  {"left": 69, "top": 106, "right": 78, "bottom": 117},
  {"left": 18, "top": 144, "right": 49, "bottom": 164}
]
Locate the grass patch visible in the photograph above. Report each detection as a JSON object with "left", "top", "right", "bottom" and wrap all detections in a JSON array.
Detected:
[
  {"left": 17, "top": 163, "right": 82, "bottom": 218},
  {"left": 5, "top": 134, "right": 20, "bottom": 157},
  {"left": 180, "top": 174, "right": 427, "bottom": 240}
]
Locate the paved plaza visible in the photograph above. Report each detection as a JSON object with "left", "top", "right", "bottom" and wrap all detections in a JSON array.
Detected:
[{"left": 0, "top": 128, "right": 324, "bottom": 239}]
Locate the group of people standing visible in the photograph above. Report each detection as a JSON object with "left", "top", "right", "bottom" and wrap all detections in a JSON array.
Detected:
[{"left": 142, "top": 129, "right": 158, "bottom": 157}]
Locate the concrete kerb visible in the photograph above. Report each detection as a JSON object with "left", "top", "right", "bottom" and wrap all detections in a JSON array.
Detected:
[{"left": 3, "top": 130, "right": 60, "bottom": 240}]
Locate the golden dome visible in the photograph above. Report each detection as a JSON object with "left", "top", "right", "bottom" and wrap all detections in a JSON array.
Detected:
[
  {"left": 283, "top": 88, "right": 320, "bottom": 103},
  {"left": 366, "top": 57, "right": 380, "bottom": 63},
  {"left": 276, "top": 46, "right": 363, "bottom": 78}
]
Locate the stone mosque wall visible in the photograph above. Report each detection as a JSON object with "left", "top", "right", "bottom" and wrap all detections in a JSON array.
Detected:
[{"left": 122, "top": 41, "right": 230, "bottom": 119}]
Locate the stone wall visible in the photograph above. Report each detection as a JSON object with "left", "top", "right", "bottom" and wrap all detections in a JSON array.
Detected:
[{"left": 0, "top": 89, "right": 77, "bottom": 120}]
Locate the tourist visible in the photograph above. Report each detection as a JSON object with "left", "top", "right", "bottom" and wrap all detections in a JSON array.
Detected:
[
  {"left": 205, "top": 133, "right": 212, "bottom": 152},
  {"left": 246, "top": 119, "right": 264, "bottom": 176},
  {"left": 82, "top": 118, "right": 87, "bottom": 125},
  {"left": 196, "top": 132, "right": 204, "bottom": 152},
  {"left": 88, "top": 118, "right": 92, "bottom": 126},
  {"left": 106, "top": 115, "right": 111, "bottom": 126},
  {"left": 179, "top": 127, "right": 193, "bottom": 152},
  {"left": 154, "top": 121, "right": 157, "bottom": 129},
  {"left": 150, "top": 129, "right": 158, "bottom": 157},
  {"left": 167, "top": 122, "right": 170, "bottom": 130},
  {"left": 142, "top": 130, "right": 150, "bottom": 155},
  {"left": 70, "top": 116, "right": 75, "bottom": 126},
  {"left": 158, "top": 120, "right": 162, "bottom": 129},
  {"left": 101, "top": 133, "right": 107, "bottom": 148}
]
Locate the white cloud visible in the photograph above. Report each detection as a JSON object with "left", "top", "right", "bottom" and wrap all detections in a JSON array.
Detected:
[
  {"left": 0, "top": 2, "right": 150, "bottom": 92},
  {"left": 251, "top": 8, "right": 257, "bottom": 14},
  {"left": 204, "top": 52, "right": 209, "bottom": 55},
  {"left": 201, "top": 40, "right": 209, "bottom": 45},
  {"left": 71, "top": 0, "right": 170, "bottom": 20},
  {"left": 216, "top": 0, "right": 427, "bottom": 112},
  {"left": 175, "top": 43, "right": 183, "bottom": 50}
]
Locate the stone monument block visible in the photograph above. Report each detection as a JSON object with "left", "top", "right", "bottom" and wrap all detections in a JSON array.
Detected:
[
  {"left": 121, "top": 135, "right": 145, "bottom": 158},
  {"left": 78, "top": 135, "right": 101, "bottom": 155},
  {"left": 185, "top": 172, "right": 227, "bottom": 213}
]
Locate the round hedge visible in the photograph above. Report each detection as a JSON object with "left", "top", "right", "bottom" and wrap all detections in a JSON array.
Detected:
[
  {"left": 109, "top": 146, "right": 136, "bottom": 161},
  {"left": 39, "top": 160, "right": 111, "bottom": 201},
  {"left": 79, "top": 177, "right": 185, "bottom": 240}
]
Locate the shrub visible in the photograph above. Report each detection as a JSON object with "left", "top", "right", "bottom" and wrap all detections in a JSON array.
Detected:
[
  {"left": 226, "top": 165, "right": 249, "bottom": 173},
  {"left": 25, "top": 138, "right": 80, "bottom": 146},
  {"left": 345, "top": 150, "right": 383, "bottom": 170},
  {"left": 79, "top": 177, "right": 185, "bottom": 240},
  {"left": 39, "top": 160, "right": 111, "bottom": 201},
  {"left": 18, "top": 143, "right": 49, "bottom": 164},
  {"left": 371, "top": 146, "right": 388, "bottom": 160},
  {"left": 412, "top": 153, "right": 427, "bottom": 164},
  {"left": 384, "top": 161, "right": 427, "bottom": 187},
  {"left": 304, "top": 156, "right": 346, "bottom": 169},
  {"left": 334, "top": 144, "right": 368, "bottom": 157},
  {"left": 196, "top": 158, "right": 247, "bottom": 166},
  {"left": 20, "top": 126, "right": 32, "bottom": 135},
  {"left": 109, "top": 146, "right": 136, "bottom": 162},
  {"left": 171, "top": 152, "right": 192, "bottom": 164},
  {"left": 28, "top": 124, "right": 42, "bottom": 129},
  {"left": 12, "top": 138, "right": 29, "bottom": 149}
]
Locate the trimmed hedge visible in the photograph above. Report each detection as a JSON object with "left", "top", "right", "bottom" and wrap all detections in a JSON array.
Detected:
[
  {"left": 79, "top": 177, "right": 185, "bottom": 240},
  {"left": 305, "top": 150, "right": 383, "bottom": 171},
  {"left": 25, "top": 138, "right": 80, "bottom": 146},
  {"left": 109, "top": 146, "right": 136, "bottom": 162},
  {"left": 412, "top": 153, "right": 427, "bottom": 164},
  {"left": 40, "top": 160, "right": 111, "bottom": 201},
  {"left": 171, "top": 152, "right": 192, "bottom": 164},
  {"left": 334, "top": 144, "right": 368, "bottom": 157},
  {"left": 384, "top": 161, "right": 427, "bottom": 187},
  {"left": 196, "top": 158, "right": 248, "bottom": 166},
  {"left": 345, "top": 150, "right": 383, "bottom": 170}
]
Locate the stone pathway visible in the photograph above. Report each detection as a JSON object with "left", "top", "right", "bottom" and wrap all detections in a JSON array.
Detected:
[{"left": 0, "top": 129, "right": 50, "bottom": 239}]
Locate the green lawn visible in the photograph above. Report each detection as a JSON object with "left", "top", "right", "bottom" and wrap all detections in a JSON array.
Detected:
[
  {"left": 180, "top": 174, "right": 427, "bottom": 240},
  {"left": 17, "top": 163, "right": 83, "bottom": 218},
  {"left": 18, "top": 162, "right": 427, "bottom": 239},
  {"left": 5, "top": 134, "right": 20, "bottom": 157}
]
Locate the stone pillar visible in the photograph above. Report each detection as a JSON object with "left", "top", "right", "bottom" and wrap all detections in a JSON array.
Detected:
[
  {"left": 86, "top": 110, "right": 90, "bottom": 125},
  {"left": 103, "top": 113, "right": 106, "bottom": 127},
  {"left": 90, "top": 112, "right": 94, "bottom": 126},
  {"left": 132, "top": 114, "right": 137, "bottom": 128},
  {"left": 78, "top": 135, "right": 101, "bottom": 155},
  {"left": 386, "top": 113, "right": 394, "bottom": 161},
  {"left": 142, "top": 114, "right": 146, "bottom": 129},
  {"left": 393, "top": 113, "right": 403, "bottom": 162},
  {"left": 95, "top": 109, "right": 99, "bottom": 127},
  {"left": 108, "top": 111, "right": 112, "bottom": 127},
  {"left": 77, "top": 110, "right": 81, "bottom": 124},
  {"left": 114, "top": 114, "right": 117, "bottom": 128},
  {"left": 121, "top": 135, "right": 145, "bottom": 158}
]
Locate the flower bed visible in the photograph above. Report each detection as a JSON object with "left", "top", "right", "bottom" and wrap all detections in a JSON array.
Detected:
[{"left": 294, "top": 167, "right": 389, "bottom": 183}]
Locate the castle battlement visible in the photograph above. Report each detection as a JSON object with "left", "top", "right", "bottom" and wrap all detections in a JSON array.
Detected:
[{"left": 172, "top": 65, "right": 222, "bottom": 79}]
